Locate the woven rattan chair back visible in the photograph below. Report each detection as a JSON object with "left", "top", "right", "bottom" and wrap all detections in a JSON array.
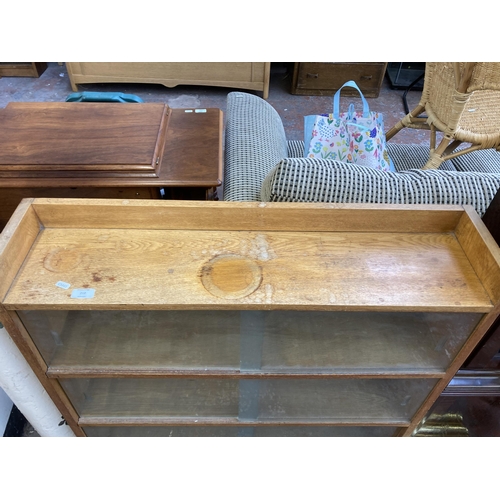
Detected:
[{"left": 386, "top": 62, "right": 500, "bottom": 169}]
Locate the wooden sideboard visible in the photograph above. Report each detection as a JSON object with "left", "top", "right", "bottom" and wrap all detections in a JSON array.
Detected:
[
  {"left": 66, "top": 62, "right": 271, "bottom": 99},
  {"left": 0, "top": 102, "right": 223, "bottom": 229}
]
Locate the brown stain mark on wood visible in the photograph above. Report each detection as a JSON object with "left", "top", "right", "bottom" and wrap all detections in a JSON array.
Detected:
[
  {"left": 43, "top": 247, "right": 85, "bottom": 273},
  {"left": 200, "top": 254, "right": 262, "bottom": 299},
  {"left": 92, "top": 272, "right": 102, "bottom": 282}
]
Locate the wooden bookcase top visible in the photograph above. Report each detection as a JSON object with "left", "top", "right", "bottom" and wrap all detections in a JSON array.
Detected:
[{"left": 1, "top": 199, "right": 500, "bottom": 313}]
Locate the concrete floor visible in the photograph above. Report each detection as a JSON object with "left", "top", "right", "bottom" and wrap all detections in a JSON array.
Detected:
[{"left": 0, "top": 62, "right": 430, "bottom": 146}]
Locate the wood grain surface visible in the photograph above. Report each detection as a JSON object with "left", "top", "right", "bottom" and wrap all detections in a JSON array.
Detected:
[
  {"left": 1, "top": 200, "right": 496, "bottom": 312},
  {"left": 0, "top": 106, "right": 222, "bottom": 193},
  {"left": 29, "top": 198, "right": 465, "bottom": 232},
  {"left": 0, "top": 102, "right": 167, "bottom": 171},
  {"left": 0, "top": 186, "right": 161, "bottom": 232},
  {"left": 0, "top": 200, "right": 41, "bottom": 301},
  {"left": 3, "top": 226, "right": 493, "bottom": 311}
]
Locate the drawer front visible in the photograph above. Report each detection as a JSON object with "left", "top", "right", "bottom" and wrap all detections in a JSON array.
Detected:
[
  {"left": 83, "top": 425, "right": 401, "bottom": 437},
  {"left": 292, "top": 62, "right": 387, "bottom": 97},
  {"left": 18, "top": 310, "right": 482, "bottom": 375},
  {"left": 61, "top": 377, "right": 437, "bottom": 423}
]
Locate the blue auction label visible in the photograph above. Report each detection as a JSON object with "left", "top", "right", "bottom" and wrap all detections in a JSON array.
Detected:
[
  {"left": 55, "top": 281, "right": 71, "bottom": 290},
  {"left": 71, "top": 289, "right": 95, "bottom": 299}
]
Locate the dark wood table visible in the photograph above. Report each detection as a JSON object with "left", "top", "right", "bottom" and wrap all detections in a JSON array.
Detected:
[{"left": 0, "top": 102, "right": 223, "bottom": 229}]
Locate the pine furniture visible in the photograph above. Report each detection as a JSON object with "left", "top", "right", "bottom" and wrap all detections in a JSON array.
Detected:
[
  {"left": 1, "top": 199, "right": 499, "bottom": 437},
  {"left": 66, "top": 62, "right": 271, "bottom": 99}
]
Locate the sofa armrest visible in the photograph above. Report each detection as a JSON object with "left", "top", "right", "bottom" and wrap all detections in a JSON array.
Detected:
[
  {"left": 261, "top": 157, "right": 500, "bottom": 217},
  {"left": 287, "top": 140, "right": 306, "bottom": 158},
  {"left": 223, "top": 92, "right": 288, "bottom": 202}
]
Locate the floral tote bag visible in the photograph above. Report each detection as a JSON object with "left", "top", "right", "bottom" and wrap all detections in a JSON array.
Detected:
[{"left": 304, "top": 80, "right": 394, "bottom": 171}]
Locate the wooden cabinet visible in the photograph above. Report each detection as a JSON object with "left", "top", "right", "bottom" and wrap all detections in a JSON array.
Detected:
[
  {"left": 66, "top": 62, "right": 271, "bottom": 99},
  {"left": 0, "top": 63, "right": 47, "bottom": 78},
  {"left": 0, "top": 102, "right": 223, "bottom": 229},
  {"left": 1, "top": 200, "right": 499, "bottom": 437},
  {"left": 291, "top": 62, "right": 387, "bottom": 97}
]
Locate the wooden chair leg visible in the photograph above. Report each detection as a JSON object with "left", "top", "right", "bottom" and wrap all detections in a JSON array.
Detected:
[
  {"left": 423, "top": 135, "right": 454, "bottom": 170},
  {"left": 434, "top": 135, "right": 455, "bottom": 156},
  {"left": 422, "top": 150, "right": 446, "bottom": 170},
  {"left": 386, "top": 119, "right": 405, "bottom": 140},
  {"left": 386, "top": 103, "right": 426, "bottom": 140},
  {"left": 430, "top": 124, "right": 437, "bottom": 151},
  {"left": 443, "top": 140, "right": 463, "bottom": 156}
]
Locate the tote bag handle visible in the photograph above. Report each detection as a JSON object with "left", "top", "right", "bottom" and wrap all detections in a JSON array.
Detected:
[{"left": 333, "top": 80, "right": 370, "bottom": 119}]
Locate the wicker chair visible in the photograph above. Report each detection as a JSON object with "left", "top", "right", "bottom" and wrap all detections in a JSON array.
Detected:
[{"left": 386, "top": 62, "right": 500, "bottom": 170}]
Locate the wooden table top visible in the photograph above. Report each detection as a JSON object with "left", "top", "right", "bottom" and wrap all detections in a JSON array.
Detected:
[{"left": 0, "top": 102, "right": 223, "bottom": 188}]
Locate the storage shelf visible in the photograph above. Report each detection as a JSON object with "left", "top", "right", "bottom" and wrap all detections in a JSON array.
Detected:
[
  {"left": 47, "top": 368, "right": 447, "bottom": 378},
  {"left": 82, "top": 425, "right": 403, "bottom": 437},
  {"left": 59, "top": 377, "right": 437, "bottom": 423},
  {"left": 2, "top": 199, "right": 500, "bottom": 437},
  {"left": 79, "top": 417, "right": 410, "bottom": 427},
  {"left": 21, "top": 309, "right": 481, "bottom": 376}
]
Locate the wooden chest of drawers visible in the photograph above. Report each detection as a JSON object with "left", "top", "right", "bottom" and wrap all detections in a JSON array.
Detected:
[
  {"left": 0, "top": 62, "right": 47, "bottom": 78},
  {"left": 1, "top": 199, "right": 499, "bottom": 437},
  {"left": 291, "top": 62, "right": 388, "bottom": 97}
]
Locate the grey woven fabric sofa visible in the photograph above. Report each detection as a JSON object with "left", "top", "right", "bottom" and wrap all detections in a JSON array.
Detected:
[{"left": 223, "top": 91, "right": 500, "bottom": 217}]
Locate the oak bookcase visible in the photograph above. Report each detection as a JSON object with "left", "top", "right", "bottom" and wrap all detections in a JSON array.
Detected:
[{"left": 1, "top": 199, "right": 499, "bottom": 437}]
